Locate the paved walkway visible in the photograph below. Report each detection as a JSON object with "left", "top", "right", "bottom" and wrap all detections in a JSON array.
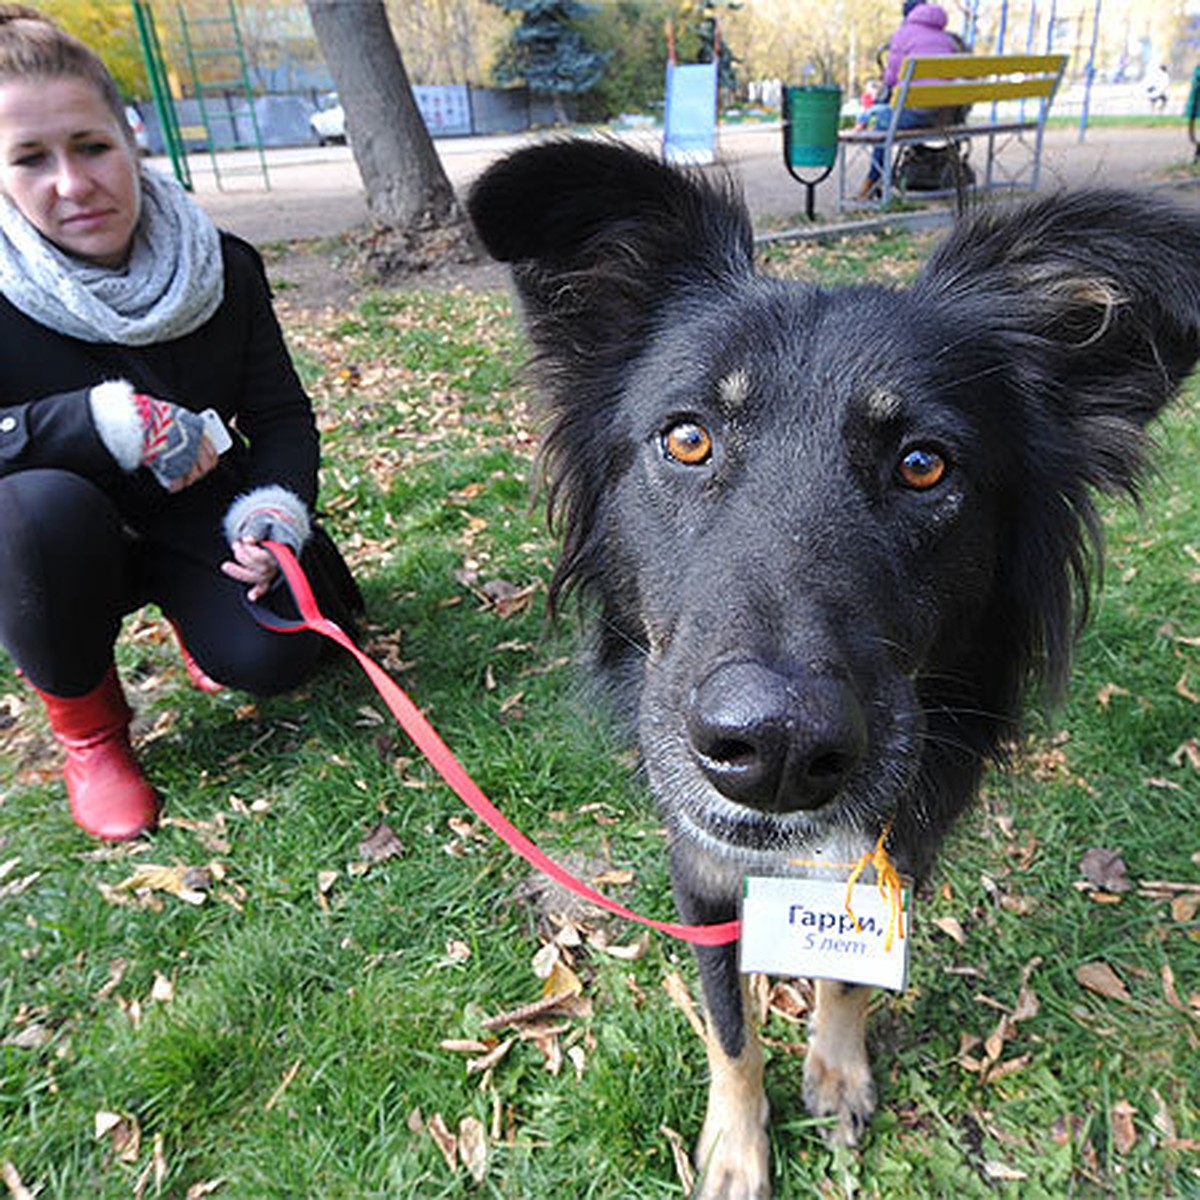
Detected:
[{"left": 183, "top": 121, "right": 1200, "bottom": 247}]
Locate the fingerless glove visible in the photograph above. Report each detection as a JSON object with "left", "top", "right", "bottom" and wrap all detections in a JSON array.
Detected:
[
  {"left": 88, "top": 379, "right": 207, "bottom": 490},
  {"left": 223, "top": 484, "right": 311, "bottom": 555}
]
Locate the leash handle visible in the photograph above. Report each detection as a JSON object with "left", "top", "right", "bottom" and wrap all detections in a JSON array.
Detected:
[{"left": 252, "top": 541, "right": 741, "bottom": 947}]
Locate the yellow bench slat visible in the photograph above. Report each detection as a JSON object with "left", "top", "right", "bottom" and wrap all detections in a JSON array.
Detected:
[
  {"left": 902, "top": 53, "right": 1066, "bottom": 81},
  {"left": 904, "top": 79, "right": 1060, "bottom": 107}
]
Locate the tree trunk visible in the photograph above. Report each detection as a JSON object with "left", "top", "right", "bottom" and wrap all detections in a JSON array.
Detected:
[{"left": 304, "top": 0, "right": 457, "bottom": 230}]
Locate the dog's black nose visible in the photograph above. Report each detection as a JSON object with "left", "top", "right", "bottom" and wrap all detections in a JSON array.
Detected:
[{"left": 686, "top": 661, "right": 867, "bottom": 812}]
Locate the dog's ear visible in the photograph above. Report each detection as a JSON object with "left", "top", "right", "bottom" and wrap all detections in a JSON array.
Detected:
[
  {"left": 916, "top": 191, "right": 1200, "bottom": 707},
  {"left": 914, "top": 189, "right": 1200, "bottom": 494},
  {"left": 468, "top": 142, "right": 756, "bottom": 617},
  {"left": 467, "top": 140, "right": 755, "bottom": 370}
]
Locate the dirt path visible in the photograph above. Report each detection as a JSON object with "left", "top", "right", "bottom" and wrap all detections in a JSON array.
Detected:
[{"left": 187, "top": 123, "right": 1200, "bottom": 311}]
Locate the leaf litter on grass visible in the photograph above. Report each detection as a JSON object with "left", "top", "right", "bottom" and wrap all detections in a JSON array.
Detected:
[{"left": 4, "top": 247, "right": 1200, "bottom": 1198}]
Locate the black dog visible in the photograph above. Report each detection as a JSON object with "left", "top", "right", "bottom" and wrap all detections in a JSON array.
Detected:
[{"left": 467, "top": 142, "right": 1200, "bottom": 1198}]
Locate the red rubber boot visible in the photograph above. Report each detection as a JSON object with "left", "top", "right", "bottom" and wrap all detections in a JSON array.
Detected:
[{"left": 33, "top": 665, "right": 161, "bottom": 840}]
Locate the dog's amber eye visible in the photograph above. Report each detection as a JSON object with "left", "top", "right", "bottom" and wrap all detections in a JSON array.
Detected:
[
  {"left": 663, "top": 421, "right": 713, "bottom": 466},
  {"left": 898, "top": 447, "right": 947, "bottom": 490}
]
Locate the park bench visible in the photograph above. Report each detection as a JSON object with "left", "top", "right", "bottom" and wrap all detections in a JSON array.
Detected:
[{"left": 837, "top": 52, "right": 1068, "bottom": 210}]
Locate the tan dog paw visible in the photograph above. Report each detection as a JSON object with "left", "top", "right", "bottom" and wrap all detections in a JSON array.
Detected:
[
  {"left": 802, "top": 1044, "right": 877, "bottom": 1146},
  {"left": 694, "top": 1086, "right": 771, "bottom": 1199},
  {"left": 802, "top": 979, "right": 876, "bottom": 1146}
]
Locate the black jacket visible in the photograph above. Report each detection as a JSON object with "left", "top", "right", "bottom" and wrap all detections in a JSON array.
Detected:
[
  {"left": 0, "top": 232, "right": 319, "bottom": 528},
  {"left": 0, "top": 232, "right": 362, "bottom": 630}
]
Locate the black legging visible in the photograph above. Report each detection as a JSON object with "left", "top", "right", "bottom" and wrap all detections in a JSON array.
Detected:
[{"left": 0, "top": 469, "right": 322, "bottom": 698}]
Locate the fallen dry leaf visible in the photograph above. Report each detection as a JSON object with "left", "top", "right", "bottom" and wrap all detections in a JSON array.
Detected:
[
  {"left": 134, "top": 1131, "right": 167, "bottom": 1200},
  {"left": 1162, "top": 963, "right": 1186, "bottom": 1012},
  {"left": 493, "top": 582, "right": 540, "bottom": 619},
  {"left": 1079, "top": 848, "right": 1133, "bottom": 893},
  {"left": 1111, "top": 1099, "right": 1138, "bottom": 1155},
  {"left": 466, "top": 1037, "right": 516, "bottom": 1076},
  {"left": 591, "top": 867, "right": 635, "bottom": 887},
  {"left": 983, "top": 1160, "right": 1028, "bottom": 1181},
  {"left": 567, "top": 1043, "right": 587, "bottom": 1081},
  {"left": 766, "top": 980, "right": 810, "bottom": 1023},
  {"left": 1152, "top": 1089, "right": 1177, "bottom": 1142},
  {"left": 1169, "top": 739, "right": 1200, "bottom": 770},
  {"left": 958, "top": 1031, "right": 983, "bottom": 1073},
  {"left": 1, "top": 1160, "right": 33, "bottom": 1200},
  {"left": 480, "top": 991, "right": 590, "bottom": 1031},
  {"left": 184, "top": 1179, "right": 226, "bottom": 1199},
  {"left": 661, "top": 1125, "right": 697, "bottom": 1195},
  {"left": 3, "top": 1023, "right": 50, "bottom": 1050},
  {"left": 663, "top": 971, "right": 706, "bottom": 1041},
  {"left": 263, "top": 1059, "right": 302, "bottom": 1112},
  {"left": 986, "top": 1053, "right": 1032, "bottom": 1082},
  {"left": 541, "top": 958, "right": 583, "bottom": 1001},
  {"left": 439, "top": 1038, "right": 492, "bottom": 1054},
  {"left": 426, "top": 1112, "right": 457, "bottom": 1172},
  {"left": 356, "top": 820, "right": 404, "bottom": 863},
  {"left": 159, "top": 814, "right": 231, "bottom": 854},
  {"left": 530, "top": 941, "right": 560, "bottom": 980},
  {"left": 94, "top": 1110, "right": 140, "bottom": 1163},
  {"left": 1076, "top": 960, "right": 1131, "bottom": 1003},
  {"left": 586, "top": 930, "right": 650, "bottom": 961},
  {"left": 932, "top": 915, "right": 967, "bottom": 945},
  {"left": 984, "top": 1014, "right": 1010, "bottom": 1066},
  {"left": 444, "top": 940, "right": 471, "bottom": 964},
  {"left": 1096, "top": 682, "right": 1130, "bottom": 707},
  {"left": 529, "top": 1026, "right": 563, "bottom": 1074},
  {"left": 0, "top": 858, "right": 40, "bottom": 900},
  {"left": 1012, "top": 983, "right": 1040, "bottom": 1023},
  {"left": 114, "top": 862, "right": 214, "bottom": 906},
  {"left": 458, "top": 1116, "right": 488, "bottom": 1183}
]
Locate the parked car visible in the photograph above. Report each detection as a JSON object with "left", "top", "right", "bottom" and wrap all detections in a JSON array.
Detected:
[
  {"left": 124, "top": 105, "right": 150, "bottom": 155},
  {"left": 310, "top": 93, "right": 346, "bottom": 145}
]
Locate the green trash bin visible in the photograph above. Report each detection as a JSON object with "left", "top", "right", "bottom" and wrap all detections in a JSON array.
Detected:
[
  {"left": 1187, "top": 65, "right": 1200, "bottom": 118},
  {"left": 784, "top": 84, "right": 843, "bottom": 171},
  {"left": 1188, "top": 65, "right": 1200, "bottom": 161},
  {"left": 782, "top": 84, "right": 843, "bottom": 218}
]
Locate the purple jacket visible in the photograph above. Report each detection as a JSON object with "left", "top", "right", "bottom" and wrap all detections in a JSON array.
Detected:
[{"left": 884, "top": 4, "right": 962, "bottom": 89}]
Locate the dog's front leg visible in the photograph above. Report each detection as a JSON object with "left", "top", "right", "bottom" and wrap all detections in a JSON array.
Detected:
[
  {"left": 802, "top": 978, "right": 875, "bottom": 1145},
  {"left": 692, "top": 943, "right": 771, "bottom": 1200}
]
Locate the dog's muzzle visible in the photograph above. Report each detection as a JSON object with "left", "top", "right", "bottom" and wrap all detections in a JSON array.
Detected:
[{"left": 685, "top": 660, "right": 868, "bottom": 814}]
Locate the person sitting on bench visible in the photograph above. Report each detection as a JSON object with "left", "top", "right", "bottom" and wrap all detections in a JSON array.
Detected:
[{"left": 857, "top": 0, "right": 965, "bottom": 199}]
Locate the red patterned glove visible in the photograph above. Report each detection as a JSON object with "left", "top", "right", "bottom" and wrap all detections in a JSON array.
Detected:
[{"left": 88, "top": 379, "right": 206, "bottom": 489}]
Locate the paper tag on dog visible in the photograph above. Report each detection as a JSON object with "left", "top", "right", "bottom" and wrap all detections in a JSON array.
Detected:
[{"left": 738, "top": 875, "right": 911, "bottom": 991}]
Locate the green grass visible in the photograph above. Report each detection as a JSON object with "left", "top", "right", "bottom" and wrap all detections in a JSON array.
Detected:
[{"left": 2, "top": 234, "right": 1198, "bottom": 1199}]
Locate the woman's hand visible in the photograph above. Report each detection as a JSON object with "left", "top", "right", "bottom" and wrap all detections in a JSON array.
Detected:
[{"left": 220, "top": 537, "right": 279, "bottom": 602}]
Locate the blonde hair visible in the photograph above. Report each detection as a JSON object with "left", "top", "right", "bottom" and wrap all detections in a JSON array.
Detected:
[{"left": 0, "top": 4, "right": 133, "bottom": 144}]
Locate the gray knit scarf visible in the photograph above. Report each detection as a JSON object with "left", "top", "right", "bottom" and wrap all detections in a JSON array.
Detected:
[{"left": 0, "top": 168, "right": 223, "bottom": 345}]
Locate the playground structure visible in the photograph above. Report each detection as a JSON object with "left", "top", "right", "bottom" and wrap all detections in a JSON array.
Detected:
[{"left": 133, "top": 0, "right": 269, "bottom": 191}]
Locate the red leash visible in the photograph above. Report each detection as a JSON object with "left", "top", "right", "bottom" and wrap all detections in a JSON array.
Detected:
[{"left": 253, "top": 541, "right": 741, "bottom": 947}]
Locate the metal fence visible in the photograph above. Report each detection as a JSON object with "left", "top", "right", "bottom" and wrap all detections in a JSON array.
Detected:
[{"left": 133, "top": 85, "right": 575, "bottom": 154}]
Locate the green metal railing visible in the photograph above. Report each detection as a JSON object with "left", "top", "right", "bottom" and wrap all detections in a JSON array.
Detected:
[
  {"left": 177, "top": 0, "right": 270, "bottom": 191},
  {"left": 131, "top": 0, "right": 191, "bottom": 189}
]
